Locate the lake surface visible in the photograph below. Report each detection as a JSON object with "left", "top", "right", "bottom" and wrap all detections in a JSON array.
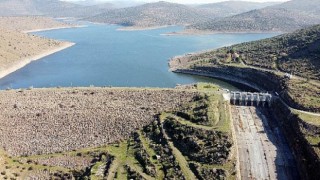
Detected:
[{"left": 0, "top": 24, "right": 278, "bottom": 90}]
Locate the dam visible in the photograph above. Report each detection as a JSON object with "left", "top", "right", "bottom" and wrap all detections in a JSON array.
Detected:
[{"left": 224, "top": 91, "right": 273, "bottom": 107}]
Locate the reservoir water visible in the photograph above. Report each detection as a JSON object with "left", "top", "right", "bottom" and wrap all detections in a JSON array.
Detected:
[{"left": 0, "top": 24, "right": 278, "bottom": 90}]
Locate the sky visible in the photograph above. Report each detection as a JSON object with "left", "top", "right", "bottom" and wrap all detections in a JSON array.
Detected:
[{"left": 63, "top": 0, "right": 289, "bottom": 4}]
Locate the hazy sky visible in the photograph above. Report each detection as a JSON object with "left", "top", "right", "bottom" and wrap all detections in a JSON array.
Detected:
[{"left": 64, "top": 0, "right": 289, "bottom": 4}]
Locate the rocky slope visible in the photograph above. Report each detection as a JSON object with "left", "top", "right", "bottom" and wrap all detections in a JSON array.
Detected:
[
  {"left": 0, "top": 86, "right": 235, "bottom": 179},
  {"left": 0, "top": 87, "right": 198, "bottom": 156}
]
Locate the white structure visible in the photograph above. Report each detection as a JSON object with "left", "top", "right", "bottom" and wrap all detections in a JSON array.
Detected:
[{"left": 229, "top": 91, "right": 273, "bottom": 107}]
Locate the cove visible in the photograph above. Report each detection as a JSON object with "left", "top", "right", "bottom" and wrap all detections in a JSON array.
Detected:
[{"left": 0, "top": 24, "right": 278, "bottom": 90}]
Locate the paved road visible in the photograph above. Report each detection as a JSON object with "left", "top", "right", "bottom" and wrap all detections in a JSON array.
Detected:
[
  {"left": 232, "top": 106, "right": 299, "bottom": 180},
  {"left": 237, "top": 59, "right": 320, "bottom": 87}
]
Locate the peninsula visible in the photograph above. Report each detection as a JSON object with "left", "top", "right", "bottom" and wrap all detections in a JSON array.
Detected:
[{"left": 0, "top": 16, "right": 76, "bottom": 79}]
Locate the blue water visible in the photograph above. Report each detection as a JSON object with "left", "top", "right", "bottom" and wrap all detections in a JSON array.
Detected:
[{"left": 0, "top": 24, "right": 278, "bottom": 89}]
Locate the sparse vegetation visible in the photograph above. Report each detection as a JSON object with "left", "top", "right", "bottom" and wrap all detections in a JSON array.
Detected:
[
  {"left": 0, "top": 85, "right": 235, "bottom": 179},
  {"left": 189, "top": 8, "right": 320, "bottom": 33},
  {"left": 0, "top": 16, "right": 73, "bottom": 32},
  {"left": 0, "top": 0, "right": 112, "bottom": 17},
  {"left": 85, "top": 1, "right": 211, "bottom": 29},
  {"left": 0, "top": 28, "right": 71, "bottom": 79},
  {"left": 170, "top": 24, "right": 320, "bottom": 112}
]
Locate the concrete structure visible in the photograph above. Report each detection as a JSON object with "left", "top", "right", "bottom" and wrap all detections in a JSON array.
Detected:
[
  {"left": 229, "top": 91, "right": 273, "bottom": 107},
  {"left": 232, "top": 106, "right": 299, "bottom": 180}
]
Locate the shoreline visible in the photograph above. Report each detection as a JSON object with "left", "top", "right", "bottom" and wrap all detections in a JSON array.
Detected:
[
  {"left": 163, "top": 29, "right": 284, "bottom": 36},
  {"left": 172, "top": 69, "right": 263, "bottom": 91},
  {"left": 0, "top": 42, "right": 75, "bottom": 80},
  {"left": 117, "top": 25, "right": 171, "bottom": 31},
  {"left": 22, "top": 25, "right": 87, "bottom": 33}
]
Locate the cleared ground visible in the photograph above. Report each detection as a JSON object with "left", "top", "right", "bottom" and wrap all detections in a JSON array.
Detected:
[{"left": 231, "top": 106, "right": 299, "bottom": 180}]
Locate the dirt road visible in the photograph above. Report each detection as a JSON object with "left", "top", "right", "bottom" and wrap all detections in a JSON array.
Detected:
[{"left": 232, "top": 106, "right": 299, "bottom": 180}]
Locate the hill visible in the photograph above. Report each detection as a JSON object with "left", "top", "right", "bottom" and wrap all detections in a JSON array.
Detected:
[
  {"left": 0, "top": 16, "right": 74, "bottom": 32},
  {"left": 0, "top": 86, "right": 235, "bottom": 179},
  {"left": 173, "top": 24, "right": 320, "bottom": 81},
  {"left": 170, "top": 25, "right": 320, "bottom": 112},
  {"left": 85, "top": 1, "right": 211, "bottom": 28},
  {"left": 188, "top": 8, "right": 320, "bottom": 33},
  {"left": 0, "top": 0, "right": 113, "bottom": 17},
  {"left": 197, "top": 1, "right": 280, "bottom": 18},
  {"left": 226, "top": 24, "right": 320, "bottom": 80},
  {"left": 0, "top": 28, "right": 73, "bottom": 79},
  {"left": 272, "top": 0, "right": 320, "bottom": 16}
]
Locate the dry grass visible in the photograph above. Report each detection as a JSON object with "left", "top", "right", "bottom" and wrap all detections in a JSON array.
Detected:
[
  {"left": 293, "top": 110, "right": 320, "bottom": 126},
  {"left": 0, "top": 28, "right": 68, "bottom": 72},
  {"left": 0, "top": 16, "right": 73, "bottom": 32},
  {"left": 0, "top": 87, "right": 198, "bottom": 156},
  {"left": 286, "top": 79, "right": 320, "bottom": 111}
]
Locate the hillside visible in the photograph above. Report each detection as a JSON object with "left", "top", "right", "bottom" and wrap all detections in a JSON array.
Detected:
[
  {"left": 0, "top": 86, "right": 235, "bottom": 179},
  {"left": 272, "top": 0, "right": 320, "bottom": 16},
  {"left": 0, "top": 28, "right": 72, "bottom": 78},
  {"left": 172, "top": 24, "right": 320, "bottom": 80},
  {"left": 227, "top": 24, "right": 320, "bottom": 80},
  {"left": 85, "top": 1, "right": 211, "bottom": 28},
  {"left": 189, "top": 8, "right": 320, "bottom": 33},
  {"left": 170, "top": 25, "right": 320, "bottom": 112},
  {"left": 197, "top": 1, "right": 280, "bottom": 18},
  {"left": 0, "top": 16, "right": 74, "bottom": 32},
  {"left": 0, "top": 0, "right": 113, "bottom": 17}
]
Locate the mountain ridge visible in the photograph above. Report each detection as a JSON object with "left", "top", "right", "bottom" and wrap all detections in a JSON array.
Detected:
[
  {"left": 0, "top": 0, "right": 113, "bottom": 17},
  {"left": 187, "top": 0, "right": 320, "bottom": 33},
  {"left": 85, "top": 1, "right": 212, "bottom": 28},
  {"left": 188, "top": 7, "right": 320, "bottom": 33}
]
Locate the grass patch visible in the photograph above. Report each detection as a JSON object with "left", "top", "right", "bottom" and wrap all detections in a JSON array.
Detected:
[
  {"left": 305, "top": 136, "right": 320, "bottom": 146},
  {"left": 196, "top": 83, "right": 220, "bottom": 91},
  {"left": 293, "top": 110, "right": 320, "bottom": 126},
  {"left": 138, "top": 131, "right": 165, "bottom": 179}
]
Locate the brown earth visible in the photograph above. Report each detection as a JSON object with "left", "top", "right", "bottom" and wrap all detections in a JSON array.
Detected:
[
  {"left": 0, "top": 27, "right": 73, "bottom": 79},
  {"left": 0, "top": 16, "right": 74, "bottom": 32}
]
